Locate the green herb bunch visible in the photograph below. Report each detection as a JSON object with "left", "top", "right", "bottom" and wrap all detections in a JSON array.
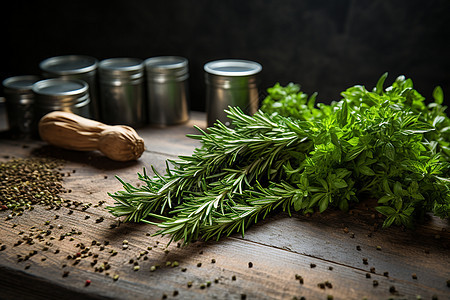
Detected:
[{"left": 107, "top": 73, "right": 450, "bottom": 245}]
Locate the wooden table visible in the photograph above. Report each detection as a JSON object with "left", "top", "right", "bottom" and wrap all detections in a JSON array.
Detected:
[{"left": 0, "top": 112, "right": 449, "bottom": 300}]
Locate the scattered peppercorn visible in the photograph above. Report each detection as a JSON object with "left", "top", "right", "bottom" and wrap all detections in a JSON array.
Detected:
[
  {"left": 0, "top": 157, "right": 66, "bottom": 211},
  {"left": 248, "top": 262, "right": 253, "bottom": 268},
  {"left": 295, "top": 274, "right": 304, "bottom": 284},
  {"left": 310, "top": 263, "right": 316, "bottom": 268}
]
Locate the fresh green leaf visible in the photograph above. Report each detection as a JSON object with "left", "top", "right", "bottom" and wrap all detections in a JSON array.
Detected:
[
  {"left": 375, "top": 72, "right": 388, "bottom": 95},
  {"left": 359, "top": 165, "right": 376, "bottom": 176},
  {"left": 433, "top": 86, "right": 443, "bottom": 105},
  {"left": 333, "top": 178, "right": 348, "bottom": 189},
  {"left": 376, "top": 206, "right": 396, "bottom": 216},
  {"left": 384, "top": 142, "right": 395, "bottom": 161}
]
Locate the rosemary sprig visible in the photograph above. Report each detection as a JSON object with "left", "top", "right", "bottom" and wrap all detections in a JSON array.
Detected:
[
  {"left": 107, "top": 74, "right": 450, "bottom": 245},
  {"left": 108, "top": 107, "right": 307, "bottom": 230}
]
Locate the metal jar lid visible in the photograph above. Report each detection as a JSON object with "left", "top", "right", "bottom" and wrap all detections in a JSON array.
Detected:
[
  {"left": 204, "top": 59, "right": 262, "bottom": 77},
  {"left": 40, "top": 55, "right": 98, "bottom": 76},
  {"left": 99, "top": 58, "right": 144, "bottom": 82},
  {"left": 145, "top": 56, "right": 189, "bottom": 82},
  {"left": 2, "top": 75, "right": 41, "bottom": 94},
  {"left": 32, "top": 78, "right": 89, "bottom": 104},
  {"left": 204, "top": 59, "right": 262, "bottom": 89}
]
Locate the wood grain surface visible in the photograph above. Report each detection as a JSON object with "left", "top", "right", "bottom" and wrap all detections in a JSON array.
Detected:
[{"left": 0, "top": 112, "right": 449, "bottom": 300}]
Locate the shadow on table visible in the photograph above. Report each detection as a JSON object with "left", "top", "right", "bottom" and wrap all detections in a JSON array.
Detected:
[{"left": 31, "top": 145, "right": 141, "bottom": 171}]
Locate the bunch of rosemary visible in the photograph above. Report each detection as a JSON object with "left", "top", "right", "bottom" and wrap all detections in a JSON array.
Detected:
[{"left": 107, "top": 73, "right": 450, "bottom": 245}]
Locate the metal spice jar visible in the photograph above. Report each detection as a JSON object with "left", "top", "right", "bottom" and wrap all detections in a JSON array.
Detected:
[
  {"left": 33, "top": 78, "right": 91, "bottom": 118},
  {"left": 40, "top": 55, "right": 100, "bottom": 120},
  {"left": 204, "top": 59, "right": 262, "bottom": 127},
  {"left": 2, "top": 75, "right": 41, "bottom": 136},
  {"left": 98, "top": 58, "right": 145, "bottom": 127},
  {"left": 145, "top": 56, "right": 190, "bottom": 126}
]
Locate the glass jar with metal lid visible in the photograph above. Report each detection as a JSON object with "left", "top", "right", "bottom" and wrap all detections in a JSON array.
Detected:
[
  {"left": 98, "top": 58, "right": 145, "bottom": 127},
  {"left": 32, "top": 78, "right": 91, "bottom": 121},
  {"left": 145, "top": 56, "right": 189, "bottom": 125},
  {"left": 204, "top": 59, "right": 262, "bottom": 127},
  {"left": 39, "top": 55, "right": 100, "bottom": 120},
  {"left": 2, "top": 75, "right": 41, "bottom": 136}
]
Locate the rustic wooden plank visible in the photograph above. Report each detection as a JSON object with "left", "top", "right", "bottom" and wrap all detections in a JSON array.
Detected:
[
  {"left": 238, "top": 209, "right": 450, "bottom": 297},
  {"left": 2, "top": 203, "right": 448, "bottom": 300},
  {"left": 1, "top": 116, "right": 450, "bottom": 300},
  {"left": 137, "top": 111, "right": 205, "bottom": 157}
]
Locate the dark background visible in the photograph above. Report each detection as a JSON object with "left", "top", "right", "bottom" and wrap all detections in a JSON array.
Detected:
[{"left": 1, "top": 0, "right": 450, "bottom": 111}]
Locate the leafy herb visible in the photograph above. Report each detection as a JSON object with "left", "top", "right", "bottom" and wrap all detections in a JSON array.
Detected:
[{"left": 107, "top": 73, "right": 450, "bottom": 245}]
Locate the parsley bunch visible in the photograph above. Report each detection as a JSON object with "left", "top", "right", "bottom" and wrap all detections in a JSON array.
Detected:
[{"left": 107, "top": 73, "right": 449, "bottom": 244}]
